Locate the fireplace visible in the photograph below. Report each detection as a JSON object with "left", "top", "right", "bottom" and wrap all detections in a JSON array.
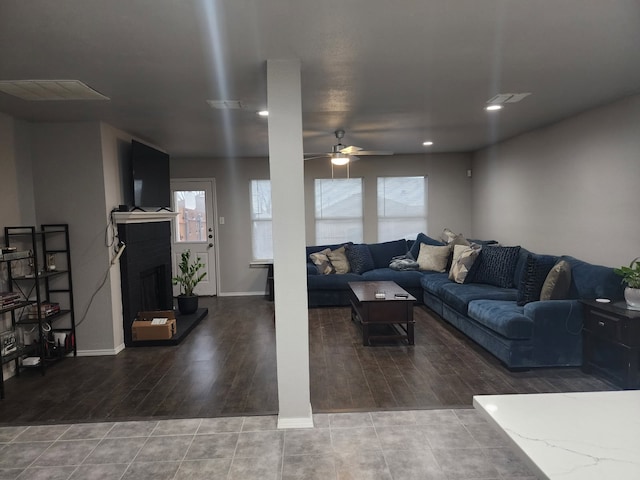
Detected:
[{"left": 118, "top": 221, "right": 173, "bottom": 346}]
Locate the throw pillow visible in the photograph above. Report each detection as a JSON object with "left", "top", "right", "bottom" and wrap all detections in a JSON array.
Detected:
[
  {"left": 345, "top": 244, "right": 375, "bottom": 274},
  {"left": 309, "top": 248, "right": 334, "bottom": 275},
  {"left": 440, "top": 228, "right": 458, "bottom": 244},
  {"left": 517, "top": 254, "right": 557, "bottom": 306},
  {"left": 472, "top": 245, "right": 521, "bottom": 288},
  {"left": 327, "top": 245, "right": 351, "bottom": 274},
  {"left": 540, "top": 260, "right": 572, "bottom": 300},
  {"left": 448, "top": 244, "right": 480, "bottom": 284},
  {"left": 409, "top": 233, "right": 444, "bottom": 260},
  {"left": 417, "top": 243, "right": 451, "bottom": 272}
]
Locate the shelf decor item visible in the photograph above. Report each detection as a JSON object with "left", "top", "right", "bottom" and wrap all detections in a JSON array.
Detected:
[
  {"left": 613, "top": 257, "right": 640, "bottom": 310},
  {"left": 172, "top": 249, "right": 206, "bottom": 314}
]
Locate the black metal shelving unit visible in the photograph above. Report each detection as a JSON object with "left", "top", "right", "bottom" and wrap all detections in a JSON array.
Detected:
[{"left": 1, "top": 224, "right": 76, "bottom": 398}]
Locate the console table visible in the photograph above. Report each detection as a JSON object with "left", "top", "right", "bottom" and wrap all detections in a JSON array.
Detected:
[{"left": 581, "top": 299, "right": 640, "bottom": 389}]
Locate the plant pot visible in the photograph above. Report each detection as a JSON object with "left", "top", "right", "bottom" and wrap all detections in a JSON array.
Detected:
[
  {"left": 624, "top": 287, "right": 640, "bottom": 311},
  {"left": 177, "top": 295, "right": 198, "bottom": 315}
]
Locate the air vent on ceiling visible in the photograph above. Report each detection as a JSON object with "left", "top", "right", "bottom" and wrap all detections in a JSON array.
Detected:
[
  {"left": 486, "top": 93, "right": 531, "bottom": 104},
  {"left": 206, "top": 100, "right": 243, "bottom": 109},
  {"left": 0, "top": 80, "right": 110, "bottom": 101}
]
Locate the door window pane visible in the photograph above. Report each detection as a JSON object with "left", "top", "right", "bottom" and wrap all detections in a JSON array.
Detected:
[{"left": 174, "top": 190, "right": 207, "bottom": 242}]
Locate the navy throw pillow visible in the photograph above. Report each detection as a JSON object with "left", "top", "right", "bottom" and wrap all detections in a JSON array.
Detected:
[
  {"left": 472, "top": 245, "right": 521, "bottom": 288},
  {"left": 517, "top": 253, "right": 557, "bottom": 306},
  {"left": 368, "top": 239, "right": 408, "bottom": 269},
  {"left": 345, "top": 244, "right": 375, "bottom": 274},
  {"left": 408, "top": 233, "right": 444, "bottom": 260}
]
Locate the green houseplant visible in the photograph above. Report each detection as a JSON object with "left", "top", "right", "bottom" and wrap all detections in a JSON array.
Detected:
[
  {"left": 613, "top": 257, "right": 640, "bottom": 310},
  {"left": 172, "top": 249, "right": 206, "bottom": 314}
]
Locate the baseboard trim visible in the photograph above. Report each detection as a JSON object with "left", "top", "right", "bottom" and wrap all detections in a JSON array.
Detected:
[
  {"left": 218, "top": 291, "right": 265, "bottom": 297},
  {"left": 277, "top": 404, "right": 314, "bottom": 429},
  {"left": 77, "top": 343, "right": 125, "bottom": 357}
]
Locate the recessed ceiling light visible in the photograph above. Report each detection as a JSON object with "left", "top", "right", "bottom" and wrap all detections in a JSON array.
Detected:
[
  {"left": 257, "top": 110, "right": 269, "bottom": 117},
  {"left": 485, "top": 105, "right": 503, "bottom": 111},
  {"left": 422, "top": 141, "right": 434, "bottom": 146},
  {"left": 0, "top": 80, "right": 109, "bottom": 101}
]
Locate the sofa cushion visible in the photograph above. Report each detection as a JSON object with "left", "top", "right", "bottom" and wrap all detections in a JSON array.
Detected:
[
  {"left": 309, "top": 248, "right": 335, "bottom": 275},
  {"left": 327, "top": 245, "right": 351, "bottom": 274},
  {"left": 345, "top": 243, "right": 375, "bottom": 274},
  {"left": 540, "top": 260, "right": 572, "bottom": 300},
  {"left": 307, "top": 272, "right": 363, "bottom": 290},
  {"left": 439, "top": 282, "right": 518, "bottom": 314},
  {"left": 368, "top": 239, "right": 408, "bottom": 269},
  {"left": 472, "top": 245, "right": 521, "bottom": 288},
  {"left": 420, "top": 272, "right": 452, "bottom": 295},
  {"left": 517, "top": 253, "right": 557, "bottom": 306},
  {"left": 408, "top": 233, "right": 444, "bottom": 260},
  {"left": 417, "top": 243, "right": 451, "bottom": 272},
  {"left": 467, "top": 300, "right": 533, "bottom": 339},
  {"left": 361, "top": 268, "right": 425, "bottom": 289},
  {"left": 449, "top": 244, "right": 480, "bottom": 284},
  {"left": 562, "top": 255, "right": 624, "bottom": 300}
]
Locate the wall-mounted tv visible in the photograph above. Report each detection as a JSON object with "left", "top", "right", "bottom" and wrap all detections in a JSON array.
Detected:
[{"left": 130, "top": 140, "right": 171, "bottom": 210}]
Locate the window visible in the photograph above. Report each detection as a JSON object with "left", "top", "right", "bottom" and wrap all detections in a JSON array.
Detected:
[
  {"left": 377, "top": 176, "right": 427, "bottom": 242},
  {"left": 250, "top": 179, "right": 273, "bottom": 260},
  {"left": 174, "top": 190, "right": 207, "bottom": 242},
  {"left": 315, "top": 178, "right": 363, "bottom": 244}
]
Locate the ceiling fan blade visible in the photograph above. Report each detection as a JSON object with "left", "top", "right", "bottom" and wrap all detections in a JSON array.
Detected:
[
  {"left": 352, "top": 150, "right": 394, "bottom": 156},
  {"left": 303, "top": 154, "right": 330, "bottom": 161},
  {"left": 339, "top": 145, "right": 363, "bottom": 154}
]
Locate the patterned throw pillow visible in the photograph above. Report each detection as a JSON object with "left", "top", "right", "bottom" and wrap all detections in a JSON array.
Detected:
[
  {"left": 517, "top": 254, "right": 557, "bottom": 305},
  {"left": 416, "top": 243, "right": 451, "bottom": 272},
  {"left": 540, "top": 260, "right": 572, "bottom": 300},
  {"left": 472, "top": 245, "right": 521, "bottom": 288},
  {"left": 448, "top": 244, "right": 481, "bottom": 284},
  {"left": 327, "top": 245, "right": 351, "bottom": 274},
  {"left": 345, "top": 244, "right": 375, "bottom": 274},
  {"left": 309, "top": 248, "right": 334, "bottom": 275}
]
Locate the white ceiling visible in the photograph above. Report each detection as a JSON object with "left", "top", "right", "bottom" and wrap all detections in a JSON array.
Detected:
[{"left": 0, "top": 0, "right": 639, "bottom": 158}]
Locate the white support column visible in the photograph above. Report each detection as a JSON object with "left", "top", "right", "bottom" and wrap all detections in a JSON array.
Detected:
[{"left": 267, "top": 59, "right": 313, "bottom": 429}]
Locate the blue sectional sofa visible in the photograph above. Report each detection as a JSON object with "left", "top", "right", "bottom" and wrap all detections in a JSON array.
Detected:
[{"left": 306, "top": 237, "right": 625, "bottom": 369}]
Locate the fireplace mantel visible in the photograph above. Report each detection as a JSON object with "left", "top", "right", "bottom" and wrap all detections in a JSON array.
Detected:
[{"left": 113, "top": 211, "right": 180, "bottom": 224}]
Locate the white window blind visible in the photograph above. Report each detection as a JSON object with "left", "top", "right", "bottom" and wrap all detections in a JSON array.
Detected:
[
  {"left": 315, "top": 178, "right": 363, "bottom": 245},
  {"left": 250, "top": 179, "right": 273, "bottom": 261},
  {"left": 377, "top": 176, "right": 427, "bottom": 242}
]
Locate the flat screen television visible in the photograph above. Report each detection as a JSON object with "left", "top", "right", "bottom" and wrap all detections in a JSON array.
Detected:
[{"left": 130, "top": 140, "right": 171, "bottom": 210}]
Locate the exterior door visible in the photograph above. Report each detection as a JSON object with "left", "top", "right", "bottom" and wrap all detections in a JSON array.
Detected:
[{"left": 170, "top": 179, "right": 217, "bottom": 296}]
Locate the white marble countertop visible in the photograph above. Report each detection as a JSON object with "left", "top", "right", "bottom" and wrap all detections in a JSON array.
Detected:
[{"left": 473, "top": 391, "right": 640, "bottom": 480}]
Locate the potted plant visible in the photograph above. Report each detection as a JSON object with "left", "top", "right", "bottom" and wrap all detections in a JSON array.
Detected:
[
  {"left": 172, "top": 249, "right": 206, "bottom": 314},
  {"left": 613, "top": 257, "right": 640, "bottom": 310}
]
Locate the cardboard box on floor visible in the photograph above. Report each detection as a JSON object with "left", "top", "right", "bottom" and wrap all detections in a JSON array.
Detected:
[{"left": 132, "top": 310, "right": 177, "bottom": 341}]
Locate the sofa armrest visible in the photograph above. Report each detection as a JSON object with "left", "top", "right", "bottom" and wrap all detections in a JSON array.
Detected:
[
  {"left": 307, "top": 263, "right": 319, "bottom": 275},
  {"left": 523, "top": 299, "right": 584, "bottom": 366}
]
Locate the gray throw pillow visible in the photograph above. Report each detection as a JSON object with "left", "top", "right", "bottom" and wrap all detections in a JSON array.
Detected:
[
  {"left": 449, "top": 244, "right": 480, "bottom": 284},
  {"left": 309, "top": 248, "right": 334, "bottom": 275},
  {"left": 417, "top": 243, "right": 451, "bottom": 272},
  {"left": 540, "top": 260, "right": 572, "bottom": 300},
  {"left": 327, "top": 245, "right": 351, "bottom": 274}
]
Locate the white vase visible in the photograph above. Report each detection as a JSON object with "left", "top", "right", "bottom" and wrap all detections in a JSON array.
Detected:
[{"left": 624, "top": 287, "right": 640, "bottom": 311}]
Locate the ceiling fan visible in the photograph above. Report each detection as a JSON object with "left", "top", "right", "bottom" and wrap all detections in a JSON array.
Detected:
[{"left": 304, "top": 129, "right": 393, "bottom": 165}]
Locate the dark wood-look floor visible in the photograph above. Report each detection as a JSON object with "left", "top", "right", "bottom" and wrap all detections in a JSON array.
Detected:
[{"left": 0, "top": 296, "right": 617, "bottom": 425}]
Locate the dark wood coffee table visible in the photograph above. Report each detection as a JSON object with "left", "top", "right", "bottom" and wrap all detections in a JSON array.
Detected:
[{"left": 348, "top": 281, "right": 416, "bottom": 346}]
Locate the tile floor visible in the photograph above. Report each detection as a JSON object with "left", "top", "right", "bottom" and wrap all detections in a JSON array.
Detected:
[{"left": 0, "top": 409, "right": 538, "bottom": 480}]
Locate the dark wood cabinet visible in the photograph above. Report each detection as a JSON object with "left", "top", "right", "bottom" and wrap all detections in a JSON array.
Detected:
[{"left": 581, "top": 299, "right": 640, "bottom": 389}]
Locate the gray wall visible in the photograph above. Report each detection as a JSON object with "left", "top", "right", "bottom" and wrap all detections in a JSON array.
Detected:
[
  {"left": 29, "top": 122, "right": 119, "bottom": 353},
  {"left": 172, "top": 152, "right": 472, "bottom": 295},
  {"left": 471, "top": 94, "right": 640, "bottom": 267}
]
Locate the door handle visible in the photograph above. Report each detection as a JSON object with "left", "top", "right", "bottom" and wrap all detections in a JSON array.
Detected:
[{"left": 208, "top": 243, "right": 213, "bottom": 248}]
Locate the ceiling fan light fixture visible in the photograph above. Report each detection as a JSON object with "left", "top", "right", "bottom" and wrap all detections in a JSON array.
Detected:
[{"left": 331, "top": 153, "right": 350, "bottom": 165}]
